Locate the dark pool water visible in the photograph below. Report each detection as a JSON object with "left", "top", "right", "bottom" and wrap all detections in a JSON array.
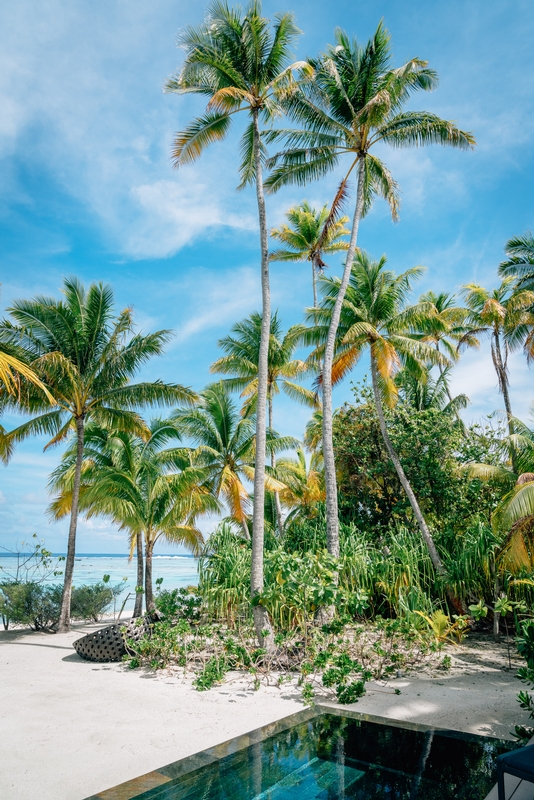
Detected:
[{"left": 133, "top": 713, "right": 514, "bottom": 799}]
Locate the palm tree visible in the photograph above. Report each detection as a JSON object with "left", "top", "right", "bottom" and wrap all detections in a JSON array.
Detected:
[
  {"left": 270, "top": 201, "right": 350, "bottom": 306},
  {"left": 311, "top": 251, "right": 448, "bottom": 579},
  {"left": 499, "top": 232, "right": 534, "bottom": 289},
  {"left": 396, "top": 366, "right": 469, "bottom": 416},
  {"left": 276, "top": 448, "right": 325, "bottom": 526},
  {"left": 49, "top": 424, "right": 148, "bottom": 617},
  {"left": 461, "top": 280, "right": 534, "bottom": 467},
  {"left": 165, "top": 0, "right": 305, "bottom": 646},
  {"left": 174, "top": 382, "right": 293, "bottom": 541},
  {"left": 0, "top": 278, "right": 196, "bottom": 631},
  {"left": 264, "top": 23, "right": 474, "bottom": 560},
  {"left": 50, "top": 420, "right": 213, "bottom": 613},
  {"left": 210, "top": 312, "right": 317, "bottom": 533},
  {"left": 415, "top": 291, "right": 475, "bottom": 413}
]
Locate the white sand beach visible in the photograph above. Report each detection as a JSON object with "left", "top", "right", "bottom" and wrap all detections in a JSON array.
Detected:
[{"left": 0, "top": 622, "right": 529, "bottom": 800}]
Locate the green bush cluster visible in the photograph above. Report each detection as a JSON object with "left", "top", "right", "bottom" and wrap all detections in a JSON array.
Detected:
[{"left": 0, "top": 581, "right": 116, "bottom": 631}]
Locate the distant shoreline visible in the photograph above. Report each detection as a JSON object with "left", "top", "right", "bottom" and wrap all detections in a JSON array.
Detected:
[{"left": 0, "top": 553, "right": 197, "bottom": 558}]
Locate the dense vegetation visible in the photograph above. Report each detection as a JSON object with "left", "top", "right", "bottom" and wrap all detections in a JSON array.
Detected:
[{"left": 2, "top": 1, "right": 534, "bottom": 714}]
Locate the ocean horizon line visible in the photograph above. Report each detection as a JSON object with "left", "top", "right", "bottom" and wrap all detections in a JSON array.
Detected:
[{"left": 0, "top": 552, "right": 197, "bottom": 558}]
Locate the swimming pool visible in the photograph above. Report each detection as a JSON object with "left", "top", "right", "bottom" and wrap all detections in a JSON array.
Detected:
[{"left": 85, "top": 706, "right": 515, "bottom": 800}]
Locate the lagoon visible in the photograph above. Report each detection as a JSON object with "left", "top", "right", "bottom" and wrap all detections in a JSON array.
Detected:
[{"left": 0, "top": 553, "right": 200, "bottom": 612}]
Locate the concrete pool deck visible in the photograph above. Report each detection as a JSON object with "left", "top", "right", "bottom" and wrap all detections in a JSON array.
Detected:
[{"left": 0, "top": 622, "right": 531, "bottom": 799}]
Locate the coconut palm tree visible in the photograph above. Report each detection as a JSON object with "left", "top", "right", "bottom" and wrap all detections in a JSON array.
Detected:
[
  {"left": 165, "top": 1, "right": 305, "bottom": 646},
  {"left": 264, "top": 23, "right": 475, "bottom": 561},
  {"left": 210, "top": 312, "right": 317, "bottom": 533},
  {"left": 49, "top": 424, "right": 148, "bottom": 617},
  {"left": 174, "top": 382, "right": 293, "bottom": 541},
  {"left": 0, "top": 278, "right": 196, "bottom": 631},
  {"left": 499, "top": 232, "right": 534, "bottom": 290},
  {"left": 311, "top": 251, "right": 448, "bottom": 578},
  {"left": 50, "top": 420, "right": 213, "bottom": 613},
  {"left": 461, "top": 280, "right": 534, "bottom": 465},
  {"left": 276, "top": 448, "right": 325, "bottom": 526},
  {"left": 270, "top": 202, "right": 350, "bottom": 306},
  {"left": 395, "top": 366, "right": 469, "bottom": 416}
]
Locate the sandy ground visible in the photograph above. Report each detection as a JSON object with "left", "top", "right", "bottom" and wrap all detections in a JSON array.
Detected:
[{"left": 0, "top": 623, "right": 530, "bottom": 800}]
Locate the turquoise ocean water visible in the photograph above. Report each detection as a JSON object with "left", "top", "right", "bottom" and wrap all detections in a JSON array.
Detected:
[{"left": 0, "top": 554, "right": 200, "bottom": 613}]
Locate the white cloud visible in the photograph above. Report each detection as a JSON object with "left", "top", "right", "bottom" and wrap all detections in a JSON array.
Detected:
[
  {"left": 173, "top": 266, "right": 261, "bottom": 344},
  {"left": 450, "top": 348, "right": 533, "bottom": 424},
  {"left": 127, "top": 178, "right": 255, "bottom": 258},
  {"left": 0, "top": 0, "right": 254, "bottom": 259}
]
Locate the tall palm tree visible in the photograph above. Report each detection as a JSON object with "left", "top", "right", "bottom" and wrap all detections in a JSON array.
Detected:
[
  {"left": 311, "top": 251, "right": 448, "bottom": 579},
  {"left": 165, "top": 1, "right": 305, "bottom": 646},
  {"left": 461, "top": 280, "right": 534, "bottom": 468},
  {"left": 499, "top": 232, "right": 534, "bottom": 289},
  {"left": 270, "top": 201, "right": 350, "bottom": 306},
  {"left": 0, "top": 278, "right": 196, "bottom": 631},
  {"left": 50, "top": 420, "right": 213, "bottom": 613},
  {"left": 210, "top": 312, "right": 317, "bottom": 533},
  {"left": 174, "top": 382, "right": 293, "bottom": 541},
  {"left": 264, "top": 23, "right": 475, "bottom": 561}
]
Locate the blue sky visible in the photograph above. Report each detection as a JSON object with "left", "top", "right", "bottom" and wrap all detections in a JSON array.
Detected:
[{"left": 1, "top": 0, "right": 533, "bottom": 553}]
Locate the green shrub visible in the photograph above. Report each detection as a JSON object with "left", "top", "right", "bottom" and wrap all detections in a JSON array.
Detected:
[
  {"left": 0, "top": 580, "right": 114, "bottom": 630},
  {"left": 70, "top": 582, "right": 114, "bottom": 622},
  {"left": 0, "top": 582, "right": 62, "bottom": 630},
  {"left": 155, "top": 587, "right": 201, "bottom": 623}
]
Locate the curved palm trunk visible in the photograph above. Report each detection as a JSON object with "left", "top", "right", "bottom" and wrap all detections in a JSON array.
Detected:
[
  {"left": 133, "top": 532, "right": 144, "bottom": 618},
  {"left": 57, "top": 415, "right": 85, "bottom": 633},
  {"left": 241, "top": 518, "right": 251, "bottom": 541},
  {"left": 322, "top": 157, "right": 366, "bottom": 559},
  {"left": 250, "top": 108, "right": 274, "bottom": 650},
  {"left": 269, "top": 395, "right": 284, "bottom": 536},
  {"left": 370, "top": 358, "right": 466, "bottom": 613},
  {"left": 144, "top": 537, "right": 155, "bottom": 614},
  {"left": 492, "top": 328, "right": 516, "bottom": 471},
  {"left": 370, "top": 357, "right": 445, "bottom": 574}
]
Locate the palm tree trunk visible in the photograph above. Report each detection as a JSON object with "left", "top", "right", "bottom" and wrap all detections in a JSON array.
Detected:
[
  {"left": 144, "top": 536, "right": 155, "bottom": 614},
  {"left": 492, "top": 329, "right": 517, "bottom": 472},
  {"left": 312, "top": 260, "right": 318, "bottom": 308},
  {"left": 250, "top": 107, "right": 274, "bottom": 650},
  {"left": 322, "top": 157, "right": 366, "bottom": 559},
  {"left": 241, "top": 518, "right": 251, "bottom": 541},
  {"left": 57, "top": 415, "right": 85, "bottom": 633},
  {"left": 133, "top": 532, "right": 144, "bottom": 618},
  {"left": 371, "top": 358, "right": 467, "bottom": 611},
  {"left": 269, "top": 395, "right": 284, "bottom": 536},
  {"left": 370, "top": 357, "right": 445, "bottom": 575}
]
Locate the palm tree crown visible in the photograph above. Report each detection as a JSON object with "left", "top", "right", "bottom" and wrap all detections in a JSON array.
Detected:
[
  {"left": 311, "top": 252, "right": 444, "bottom": 403},
  {"left": 164, "top": 0, "right": 304, "bottom": 185},
  {"left": 499, "top": 232, "right": 534, "bottom": 290},
  {"left": 174, "top": 382, "right": 293, "bottom": 538},
  {"left": 211, "top": 312, "right": 317, "bottom": 413},
  {"left": 270, "top": 201, "right": 350, "bottom": 305}
]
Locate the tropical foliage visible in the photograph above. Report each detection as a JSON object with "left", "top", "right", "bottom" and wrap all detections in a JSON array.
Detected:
[{"left": 4, "top": 6, "right": 534, "bottom": 714}]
